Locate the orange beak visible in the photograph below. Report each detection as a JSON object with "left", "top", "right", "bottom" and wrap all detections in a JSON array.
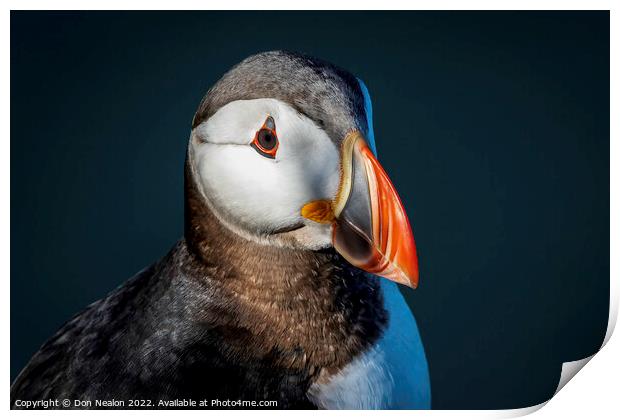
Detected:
[{"left": 302, "top": 131, "right": 419, "bottom": 288}]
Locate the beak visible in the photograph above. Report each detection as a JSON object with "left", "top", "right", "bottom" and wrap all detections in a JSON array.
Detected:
[{"left": 302, "top": 131, "right": 419, "bottom": 288}]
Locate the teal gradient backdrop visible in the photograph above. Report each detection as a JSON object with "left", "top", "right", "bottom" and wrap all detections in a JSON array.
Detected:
[{"left": 11, "top": 11, "right": 609, "bottom": 409}]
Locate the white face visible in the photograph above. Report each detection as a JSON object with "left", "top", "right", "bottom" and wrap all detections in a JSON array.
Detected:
[{"left": 189, "top": 98, "right": 341, "bottom": 249}]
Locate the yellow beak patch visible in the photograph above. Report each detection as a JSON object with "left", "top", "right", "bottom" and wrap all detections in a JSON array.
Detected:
[{"left": 301, "top": 200, "right": 335, "bottom": 224}]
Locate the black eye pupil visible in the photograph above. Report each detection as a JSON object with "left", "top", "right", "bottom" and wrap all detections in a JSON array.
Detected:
[{"left": 258, "top": 129, "right": 276, "bottom": 150}]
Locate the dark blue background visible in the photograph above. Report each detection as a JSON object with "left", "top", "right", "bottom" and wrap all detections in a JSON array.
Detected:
[{"left": 11, "top": 11, "right": 609, "bottom": 409}]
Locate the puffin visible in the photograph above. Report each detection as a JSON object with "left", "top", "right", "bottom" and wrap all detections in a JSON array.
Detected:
[{"left": 11, "top": 51, "right": 431, "bottom": 409}]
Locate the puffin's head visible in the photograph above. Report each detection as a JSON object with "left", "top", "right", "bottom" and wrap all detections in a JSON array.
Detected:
[{"left": 187, "top": 51, "right": 418, "bottom": 288}]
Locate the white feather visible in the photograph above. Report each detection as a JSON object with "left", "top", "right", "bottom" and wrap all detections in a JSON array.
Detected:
[
  {"left": 307, "top": 278, "right": 431, "bottom": 409},
  {"left": 190, "top": 99, "right": 340, "bottom": 246}
]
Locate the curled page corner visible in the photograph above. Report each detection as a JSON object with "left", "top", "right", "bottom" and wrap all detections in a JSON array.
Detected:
[
  {"left": 553, "top": 276, "right": 618, "bottom": 396},
  {"left": 492, "top": 358, "right": 595, "bottom": 420},
  {"left": 554, "top": 355, "right": 595, "bottom": 395},
  {"left": 497, "top": 286, "right": 617, "bottom": 418}
]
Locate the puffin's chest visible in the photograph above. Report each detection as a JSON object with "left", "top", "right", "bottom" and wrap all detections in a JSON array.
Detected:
[
  {"left": 307, "top": 342, "right": 393, "bottom": 409},
  {"left": 306, "top": 279, "right": 431, "bottom": 410}
]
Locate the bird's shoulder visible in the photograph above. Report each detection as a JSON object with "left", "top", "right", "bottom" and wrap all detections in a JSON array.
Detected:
[
  {"left": 11, "top": 247, "right": 315, "bottom": 407},
  {"left": 10, "top": 263, "right": 162, "bottom": 403}
]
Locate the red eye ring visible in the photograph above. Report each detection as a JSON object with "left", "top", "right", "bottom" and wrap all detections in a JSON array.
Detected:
[{"left": 251, "top": 116, "right": 279, "bottom": 159}]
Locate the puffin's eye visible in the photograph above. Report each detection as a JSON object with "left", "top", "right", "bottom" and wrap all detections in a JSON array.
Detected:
[
  {"left": 258, "top": 129, "right": 277, "bottom": 150},
  {"left": 251, "top": 116, "right": 279, "bottom": 159}
]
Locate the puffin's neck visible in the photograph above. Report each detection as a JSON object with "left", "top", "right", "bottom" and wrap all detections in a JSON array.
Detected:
[
  {"left": 184, "top": 158, "right": 331, "bottom": 286},
  {"left": 181, "top": 160, "right": 388, "bottom": 374}
]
